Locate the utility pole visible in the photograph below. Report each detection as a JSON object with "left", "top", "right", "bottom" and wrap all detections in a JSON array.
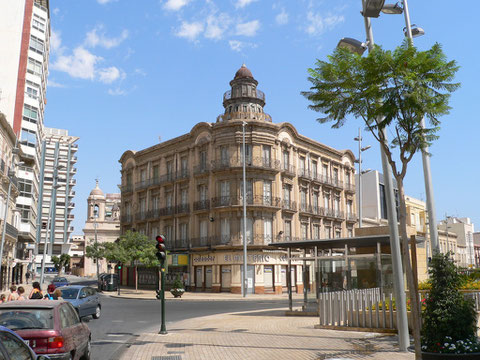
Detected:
[{"left": 242, "top": 121, "right": 248, "bottom": 297}]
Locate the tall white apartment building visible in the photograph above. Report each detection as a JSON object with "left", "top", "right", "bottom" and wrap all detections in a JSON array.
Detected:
[
  {"left": 35, "top": 128, "right": 78, "bottom": 274},
  {"left": 0, "top": 1, "right": 50, "bottom": 279}
]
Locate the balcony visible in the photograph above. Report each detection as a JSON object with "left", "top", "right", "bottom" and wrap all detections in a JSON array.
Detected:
[
  {"left": 223, "top": 89, "right": 265, "bottom": 102},
  {"left": 69, "top": 179, "right": 77, "bottom": 185},
  {"left": 299, "top": 203, "right": 312, "bottom": 213},
  {"left": 193, "top": 199, "right": 210, "bottom": 211},
  {"left": 298, "top": 168, "right": 311, "bottom": 180},
  {"left": 135, "top": 179, "right": 150, "bottom": 191},
  {"left": 211, "top": 157, "right": 280, "bottom": 172},
  {"left": 281, "top": 200, "right": 297, "bottom": 212},
  {"left": 217, "top": 111, "right": 273, "bottom": 122},
  {"left": 158, "top": 206, "right": 174, "bottom": 216},
  {"left": 121, "top": 215, "right": 133, "bottom": 223},
  {"left": 5, "top": 222, "right": 18, "bottom": 239},
  {"left": 68, "top": 202, "right": 75, "bottom": 208},
  {"left": 191, "top": 237, "right": 210, "bottom": 248},
  {"left": 121, "top": 184, "right": 133, "bottom": 193},
  {"left": 175, "top": 170, "right": 189, "bottom": 181},
  {"left": 194, "top": 164, "right": 210, "bottom": 176},
  {"left": 344, "top": 182, "right": 355, "bottom": 193},
  {"left": 135, "top": 212, "right": 148, "bottom": 221},
  {"left": 175, "top": 204, "right": 190, "bottom": 215},
  {"left": 346, "top": 212, "right": 357, "bottom": 222},
  {"left": 173, "top": 238, "right": 189, "bottom": 249},
  {"left": 281, "top": 164, "right": 296, "bottom": 177},
  {"left": 211, "top": 195, "right": 281, "bottom": 208}
]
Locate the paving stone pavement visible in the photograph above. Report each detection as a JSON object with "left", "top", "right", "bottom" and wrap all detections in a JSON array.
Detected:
[{"left": 118, "top": 308, "right": 415, "bottom": 360}]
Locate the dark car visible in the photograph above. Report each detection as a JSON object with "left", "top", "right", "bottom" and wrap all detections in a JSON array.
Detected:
[
  {"left": 0, "top": 301, "right": 90, "bottom": 360},
  {"left": 51, "top": 277, "right": 70, "bottom": 288},
  {"left": 0, "top": 325, "right": 51, "bottom": 360},
  {"left": 59, "top": 286, "right": 101, "bottom": 319}
]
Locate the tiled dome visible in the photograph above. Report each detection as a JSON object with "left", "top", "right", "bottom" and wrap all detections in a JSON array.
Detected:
[{"left": 234, "top": 63, "right": 254, "bottom": 80}]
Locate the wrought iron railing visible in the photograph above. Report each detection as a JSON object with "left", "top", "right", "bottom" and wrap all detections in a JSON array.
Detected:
[
  {"left": 281, "top": 200, "right": 297, "bottom": 211},
  {"left": 211, "top": 195, "right": 281, "bottom": 208},
  {"left": 211, "top": 156, "right": 280, "bottom": 172},
  {"left": 281, "top": 164, "right": 296, "bottom": 176},
  {"left": 193, "top": 200, "right": 210, "bottom": 211},
  {"left": 223, "top": 89, "right": 265, "bottom": 102},
  {"left": 194, "top": 164, "right": 210, "bottom": 175}
]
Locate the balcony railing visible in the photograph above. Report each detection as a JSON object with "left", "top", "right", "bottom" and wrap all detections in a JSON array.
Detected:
[
  {"left": 194, "top": 164, "right": 210, "bottom": 175},
  {"left": 175, "top": 204, "right": 190, "bottom": 214},
  {"left": 281, "top": 164, "right": 296, "bottom": 176},
  {"left": 193, "top": 199, "right": 210, "bottom": 211},
  {"left": 135, "top": 212, "right": 148, "bottom": 221},
  {"left": 346, "top": 212, "right": 357, "bottom": 222},
  {"left": 217, "top": 112, "right": 272, "bottom": 122},
  {"left": 5, "top": 222, "right": 18, "bottom": 239},
  {"left": 344, "top": 182, "right": 355, "bottom": 192},
  {"left": 121, "top": 184, "right": 133, "bottom": 193},
  {"left": 121, "top": 215, "right": 132, "bottom": 223},
  {"left": 135, "top": 179, "right": 150, "bottom": 190},
  {"left": 211, "top": 156, "right": 280, "bottom": 172},
  {"left": 176, "top": 170, "right": 189, "bottom": 181},
  {"left": 211, "top": 195, "right": 281, "bottom": 208},
  {"left": 223, "top": 89, "right": 265, "bottom": 102},
  {"left": 281, "top": 200, "right": 297, "bottom": 211}
]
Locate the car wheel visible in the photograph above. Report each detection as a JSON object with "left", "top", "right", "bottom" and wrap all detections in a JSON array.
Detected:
[
  {"left": 81, "top": 338, "right": 91, "bottom": 360},
  {"left": 92, "top": 305, "right": 101, "bottom": 319}
]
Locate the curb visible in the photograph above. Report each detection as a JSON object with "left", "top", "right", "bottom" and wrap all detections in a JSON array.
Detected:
[{"left": 102, "top": 292, "right": 300, "bottom": 302}]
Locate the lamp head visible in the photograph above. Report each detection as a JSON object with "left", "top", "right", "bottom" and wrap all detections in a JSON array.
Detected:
[
  {"left": 381, "top": 2, "right": 403, "bottom": 14},
  {"left": 362, "top": 0, "right": 386, "bottom": 18},
  {"left": 404, "top": 24, "right": 425, "bottom": 38},
  {"left": 337, "top": 38, "right": 367, "bottom": 55}
]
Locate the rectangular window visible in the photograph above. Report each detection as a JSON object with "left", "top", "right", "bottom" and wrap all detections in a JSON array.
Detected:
[
  {"left": 240, "top": 180, "right": 253, "bottom": 203},
  {"left": 199, "top": 185, "right": 208, "bottom": 202},
  {"left": 221, "top": 218, "right": 230, "bottom": 244},
  {"left": 263, "top": 181, "right": 272, "bottom": 205},
  {"left": 126, "top": 173, "right": 132, "bottom": 186},
  {"left": 32, "top": 18, "right": 45, "bottom": 32},
  {"left": 324, "top": 226, "right": 331, "bottom": 239},
  {"left": 140, "top": 169, "right": 146, "bottom": 182},
  {"left": 335, "top": 229, "right": 342, "bottom": 238},
  {"left": 283, "top": 185, "right": 291, "bottom": 203},
  {"left": 220, "top": 146, "right": 229, "bottom": 165},
  {"left": 27, "top": 57, "right": 42, "bottom": 76},
  {"left": 240, "top": 144, "right": 252, "bottom": 164},
  {"left": 152, "top": 165, "right": 159, "bottom": 179},
  {"left": 23, "top": 104, "right": 38, "bottom": 122},
  {"left": 299, "top": 157, "right": 306, "bottom": 176},
  {"left": 181, "top": 189, "right": 188, "bottom": 205},
  {"left": 300, "top": 189, "right": 307, "bottom": 210},
  {"left": 347, "top": 200, "right": 353, "bottom": 216},
  {"left": 283, "top": 151, "right": 289, "bottom": 170},
  {"left": 323, "top": 164, "right": 328, "bottom": 178},
  {"left": 165, "top": 225, "right": 173, "bottom": 243},
  {"left": 29, "top": 35, "right": 44, "bottom": 54},
  {"left": 180, "top": 223, "right": 188, "bottom": 241},
  {"left": 240, "top": 217, "right": 253, "bottom": 244},
  {"left": 200, "top": 220, "right": 208, "bottom": 245},
  {"left": 139, "top": 197, "right": 146, "bottom": 212},
  {"left": 312, "top": 161, "right": 318, "bottom": 179},
  {"left": 313, "top": 224, "right": 320, "bottom": 240},
  {"left": 301, "top": 223, "right": 308, "bottom": 240},
  {"left": 264, "top": 218, "right": 272, "bottom": 244},
  {"left": 166, "top": 193, "right": 172, "bottom": 208},
  {"left": 181, "top": 157, "right": 188, "bottom": 176},
  {"left": 166, "top": 161, "right": 173, "bottom": 176},
  {"left": 20, "top": 128, "right": 37, "bottom": 148},
  {"left": 334, "top": 196, "right": 340, "bottom": 213},
  {"left": 312, "top": 193, "right": 318, "bottom": 212},
  {"left": 25, "top": 81, "right": 39, "bottom": 100},
  {"left": 324, "top": 192, "right": 330, "bottom": 209},
  {"left": 152, "top": 195, "right": 159, "bottom": 210},
  {"left": 262, "top": 145, "right": 271, "bottom": 166},
  {"left": 284, "top": 220, "right": 292, "bottom": 241}
]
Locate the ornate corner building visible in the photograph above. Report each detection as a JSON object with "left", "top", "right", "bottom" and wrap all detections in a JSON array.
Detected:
[{"left": 119, "top": 65, "right": 357, "bottom": 294}]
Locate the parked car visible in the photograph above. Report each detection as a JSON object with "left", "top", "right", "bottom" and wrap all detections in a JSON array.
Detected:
[
  {"left": 0, "top": 325, "right": 51, "bottom": 360},
  {"left": 0, "top": 301, "right": 90, "bottom": 360},
  {"left": 59, "top": 286, "right": 101, "bottom": 319},
  {"left": 51, "top": 277, "right": 70, "bottom": 288}
]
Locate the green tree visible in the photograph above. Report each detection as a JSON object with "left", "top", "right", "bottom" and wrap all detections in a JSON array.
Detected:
[
  {"left": 302, "top": 41, "right": 459, "bottom": 358},
  {"left": 51, "top": 254, "right": 71, "bottom": 275},
  {"left": 85, "top": 240, "right": 106, "bottom": 279}
]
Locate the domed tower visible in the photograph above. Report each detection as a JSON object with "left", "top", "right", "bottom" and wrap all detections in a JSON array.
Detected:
[
  {"left": 87, "top": 179, "right": 106, "bottom": 220},
  {"left": 221, "top": 64, "right": 269, "bottom": 122}
]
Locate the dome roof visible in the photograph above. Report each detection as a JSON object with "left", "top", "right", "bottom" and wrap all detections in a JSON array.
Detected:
[
  {"left": 234, "top": 63, "right": 254, "bottom": 80},
  {"left": 89, "top": 180, "right": 104, "bottom": 197}
]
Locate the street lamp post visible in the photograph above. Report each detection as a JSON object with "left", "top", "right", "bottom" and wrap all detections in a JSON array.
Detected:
[
  {"left": 93, "top": 205, "right": 100, "bottom": 281},
  {"left": 353, "top": 128, "right": 371, "bottom": 227},
  {"left": 242, "top": 121, "right": 248, "bottom": 298},
  {"left": 0, "top": 146, "right": 20, "bottom": 290}
]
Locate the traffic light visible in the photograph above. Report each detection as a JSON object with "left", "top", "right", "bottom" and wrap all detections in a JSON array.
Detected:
[
  {"left": 155, "top": 235, "right": 166, "bottom": 264},
  {"left": 117, "top": 262, "right": 122, "bottom": 271},
  {"left": 156, "top": 289, "right": 161, "bottom": 299}
]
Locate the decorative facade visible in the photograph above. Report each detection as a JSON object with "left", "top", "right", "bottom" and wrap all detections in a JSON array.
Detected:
[{"left": 119, "top": 65, "right": 357, "bottom": 293}]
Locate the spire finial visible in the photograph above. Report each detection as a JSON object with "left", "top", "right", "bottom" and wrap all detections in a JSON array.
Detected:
[
  {"left": 95, "top": 178, "right": 99, "bottom": 188},
  {"left": 242, "top": 62, "right": 246, "bottom": 68}
]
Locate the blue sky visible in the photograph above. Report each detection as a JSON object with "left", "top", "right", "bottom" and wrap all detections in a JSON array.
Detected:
[{"left": 44, "top": 0, "right": 480, "bottom": 235}]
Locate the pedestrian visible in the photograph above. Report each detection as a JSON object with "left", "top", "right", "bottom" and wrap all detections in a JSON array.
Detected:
[
  {"left": 0, "top": 294, "right": 5, "bottom": 303},
  {"left": 7, "top": 286, "right": 19, "bottom": 302},
  {"left": 17, "top": 287, "right": 26, "bottom": 301},
  {"left": 29, "top": 282, "right": 43, "bottom": 299},
  {"left": 25, "top": 270, "right": 31, "bottom": 284},
  {"left": 53, "top": 289, "right": 63, "bottom": 300},
  {"left": 44, "top": 284, "right": 56, "bottom": 300}
]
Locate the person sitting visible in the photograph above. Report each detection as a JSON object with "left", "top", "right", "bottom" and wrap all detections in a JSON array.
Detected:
[
  {"left": 44, "top": 284, "right": 56, "bottom": 300},
  {"left": 29, "top": 282, "right": 43, "bottom": 299},
  {"left": 0, "top": 294, "right": 6, "bottom": 303},
  {"left": 53, "top": 289, "right": 63, "bottom": 300},
  {"left": 17, "top": 287, "right": 26, "bottom": 301},
  {"left": 7, "top": 286, "right": 19, "bottom": 302}
]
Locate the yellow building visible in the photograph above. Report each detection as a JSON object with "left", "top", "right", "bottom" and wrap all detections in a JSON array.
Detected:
[{"left": 119, "top": 65, "right": 357, "bottom": 294}]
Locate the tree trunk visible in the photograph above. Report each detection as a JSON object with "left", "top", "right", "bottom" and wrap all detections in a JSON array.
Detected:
[
  {"left": 135, "top": 265, "right": 138, "bottom": 292},
  {"left": 397, "top": 178, "right": 423, "bottom": 360}
]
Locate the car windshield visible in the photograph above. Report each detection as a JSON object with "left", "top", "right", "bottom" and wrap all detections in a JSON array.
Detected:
[
  {"left": 54, "top": 277, "right": 67, "bottom": 282},
  {"left": 59, "top": 288, "right": 79, "bottom": 299},
  {"left": 0, "top": 309, "right": 54, "bottom": 330}
]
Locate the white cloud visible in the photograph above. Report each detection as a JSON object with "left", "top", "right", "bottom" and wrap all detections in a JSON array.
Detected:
[
  {"left": 163, "top": 0, "right": 191, "bottom": 11},
  {"left": 305, "top": 11, "right": 344, "bottom": 35},
  {"left": 134, "top": 68, "right": 147, "bottom": 77},
  {"left": 229, "top": 40, "right": 257, "bottom": 52},
  {"left": 235, "top": 0, "right": 258, "bottom": 9},
  {"left": 275, "top": 8, "right": 289, "bottom": 25},
  {"left": 97, "top": 0, "right": 117, "bottom": 4},
  {"left": 236, "top": 20, "right": 260, "bottom": 37},
  {"left": 175, "top": 21, "right": 204, "bottom": 41},
  {"left": 48, "top": 80, "right": 65, "bottom": 88},
  {"left": 52, "top": 8, "right": 60, "bottom": 15},
  {"left": 85, "top": 26, "right": 129, "bottom": 49},
  {"left": 52, "top": 46, "right": 100, "bottom": 80},
  {"left": 50, "top": 29, "right": 62, "bottom": 53},
  {"left": 107, "top": 88, "right": 126, "bottom": 96},
  {"left": 98, "top": 67, "right": 125, "bottom": 84},
  {"left": 205, "top": 13, "right": 231, "bottom": 40}
]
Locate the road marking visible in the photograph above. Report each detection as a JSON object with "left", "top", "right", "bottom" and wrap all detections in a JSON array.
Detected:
[
  {"left": 107, "top": 334, "right": 125, "bottom": 337},
  {"left": 111, "top": 320, "right": 124, "bottom": 323},
  {"left": 137, "top": 321, "right": 147, "bottom": 323}
]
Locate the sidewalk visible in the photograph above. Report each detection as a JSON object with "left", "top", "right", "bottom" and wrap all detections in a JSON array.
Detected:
[{"left": 118, "top": 308, "right": 415, "bottom": 360}]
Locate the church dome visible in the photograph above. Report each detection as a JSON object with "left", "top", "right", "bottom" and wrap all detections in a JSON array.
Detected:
[
  {"left": 89, "top": 180, "right": 104, "bottom": 197},
  {"left": 234, "top": 64, "right": 254, "bottom": 80}
]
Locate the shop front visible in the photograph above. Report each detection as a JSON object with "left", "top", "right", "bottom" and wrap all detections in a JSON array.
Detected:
[{"left": 190, "top": 250, "right": 305, "bottom": 294}]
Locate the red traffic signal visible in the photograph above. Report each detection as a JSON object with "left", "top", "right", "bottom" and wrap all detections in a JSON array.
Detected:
[{"left": 155, "top": 235, "right": 166, "bottom": 262}]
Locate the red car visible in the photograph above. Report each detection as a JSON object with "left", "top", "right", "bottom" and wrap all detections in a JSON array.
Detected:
[{"left": 0, "top": 300, "right": 91, "bottom": 360}]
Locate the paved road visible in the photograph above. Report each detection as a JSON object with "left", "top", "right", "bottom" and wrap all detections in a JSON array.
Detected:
[{"left": 84, "top": 292, "right": 299, "bottom": 360}]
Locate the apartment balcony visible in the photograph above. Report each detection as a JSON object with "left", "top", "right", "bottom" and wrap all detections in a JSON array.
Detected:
[
  {"left": 281, "top": 200, "right": 297, "bottom": 212},
  {"left": 135, "top": 179, "right": 150, "bottom": 191},
  {"left": 299, "top": 203, "right": 312, "bottom": 213},
  {"left": 69, "top": 179, "right": 77, "bottom": 185},
  {"left": 71, "top": 155, "right": 78, "bottom": 163},
  {"left": 68, "top": 191, "right": 75, "bottom": 197},
  {"left": 190, "top": 237, "right": 210, "bottom": 248},
  {"left": 5, "top": 222, "right": 18, "bottom": 239},
  {"left": 298, "top": 168, "right": 311, "bottom": 180},
  {"left": 121, "top": 215, "right": 133, "bottom": 223},
  {"left": 135, "top": 212, "right": 148, "bottom": 221},
  {"left": 67, "top": 214, "right": 75, "bottom": 220},
  {"left": 68, "top": 202, "right": 75, "bottom": 208},
  {"left": 172, "top": 238, "right": 189, "bottom": 250},
  {"left": 346, "top": 212, "right": 358, "bottom": 222},
  {"left": 193, "top": 200, "right": 210, "bottom": 211},
  {"left": 211, "top": 195, "right": 281, "bottom": 209},
  {"left": 68, "top": 226, "right": 74, "bottom": 232},
  {"left": 281, "top": 164, "right": 296, "bottom": 177},
  {"left": 158, "top": 206, "right": 174, "bottom": 217},
  {"left": 344, "top": 182, "right": 355, "bottom": 193},
  {"left": 332, "top": 179, "right": 344, "bottom": 190},
  {"left": 193, "top": 164, "right": 210, "bottom": 176},
  {"left": 211, "top": 157, "right": 280, "bottom": 173},
  {"left": 175, "top": 170, "right": 189, "bottom": 181},
  {"left": 121, "top": 184, "right": 133, "bottom": 193},
  {"left": 175, "top": 204, "right": 190, "bottom": 215}
]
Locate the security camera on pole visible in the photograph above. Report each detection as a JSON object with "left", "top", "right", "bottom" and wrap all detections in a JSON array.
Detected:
[{"left": 155, "top": 235, "right": 167, "bottom": 334}]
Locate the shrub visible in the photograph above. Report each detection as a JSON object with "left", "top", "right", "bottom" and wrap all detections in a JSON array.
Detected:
[
  {"left": 421, "top": 252, "right": 480, "bottom": 354},
  {"left": 172, "top": 276, "right": 184, "bottom": 290}
]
